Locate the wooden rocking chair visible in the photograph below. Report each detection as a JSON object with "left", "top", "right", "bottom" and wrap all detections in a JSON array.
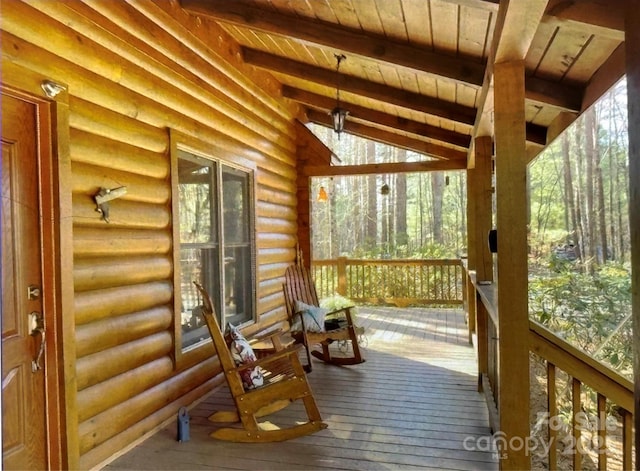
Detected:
[
  {"left": 193, "top": 282, "right": 327, "bottom": 442},
  {"left": 283, "top": 261, "right": 365, "bottom": 372}
]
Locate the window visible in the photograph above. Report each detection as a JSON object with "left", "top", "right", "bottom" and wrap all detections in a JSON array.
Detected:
[{"left": 171, "top": 133, "right": 256, "bottom": 359}]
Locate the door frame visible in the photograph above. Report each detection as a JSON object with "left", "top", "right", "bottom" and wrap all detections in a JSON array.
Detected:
[{"left": 2, "top": 61, "right": 76, "bottom": 470}]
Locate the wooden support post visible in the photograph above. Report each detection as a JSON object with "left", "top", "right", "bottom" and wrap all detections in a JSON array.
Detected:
[
  {"left": 474, "top": 136, "right": 494, "bottom": 282},
  {"left": 336, "top": 256, "right": 347, "bottom": 296},
  {"left": 494, "top": 59, "right": 530, "bottom": 470},
  {"left": 626, "top": 1, "right": 640, "bottom": 465}
]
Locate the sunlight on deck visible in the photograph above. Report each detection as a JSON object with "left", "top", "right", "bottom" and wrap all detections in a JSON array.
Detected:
[{"left": 104, "top": 307, "right": 497, "bottom": 471}]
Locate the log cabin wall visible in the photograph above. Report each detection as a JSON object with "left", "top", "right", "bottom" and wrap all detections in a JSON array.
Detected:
[{"left": 1, "top": 0, "right": 302, "bottom": 468}]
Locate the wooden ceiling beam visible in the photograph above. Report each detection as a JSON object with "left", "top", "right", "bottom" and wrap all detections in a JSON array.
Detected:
[
  {"left": 438, "top": 0, "right": 499, "bottom": 11},
  {"left": 243, "top": 48, "right": 478, "bottom": 125},
  {"left": 181, "top": 0, "right": 486, "bottom": 87},
  {"left": 306, "top": 109, "right": 468, "bottom": 162},
  {"left": 282, "top": 86, "right": 472, "bottom": 149},
  {"left": 469, "top": 0, "right": 550, "bottom": 161},
  {"left": 184, "top": 0, "right": 579, "bottom": 112},
  {"left": 544, "top": 0, "right": 625, "bottom": 41},
  {"left": 302, "top": 160, "right": 467, "bottom": 177}
]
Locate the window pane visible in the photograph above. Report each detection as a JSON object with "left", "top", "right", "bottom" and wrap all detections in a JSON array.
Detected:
[
  {"left": 223, "top": 166, "right": 249, "bottom": 244},
  {"left": 222, "top": 166, "right": 253, "bottom": 324},
  {"left": 179, "top": 158, "right": 214, "bottom": 243}
]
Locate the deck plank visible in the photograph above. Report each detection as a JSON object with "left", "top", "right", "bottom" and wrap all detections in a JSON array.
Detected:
[{"left": 103, "top": 307, "right": 497, "bottom": 471}]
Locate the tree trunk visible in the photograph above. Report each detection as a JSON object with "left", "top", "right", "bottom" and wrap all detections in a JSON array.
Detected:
[
  {"left": 366, "top": 140, "right": 377, "bottom": 249},
  {"left": 431, "top": 172, "right": 445, "bottom": 245},
  {"left": 395, "top": 149, "right": 408, "bottom": 249}
]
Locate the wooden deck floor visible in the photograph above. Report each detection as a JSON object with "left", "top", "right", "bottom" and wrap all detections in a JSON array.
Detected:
[{"left": 103, "top": 307, "right": 497, "bottom": 471}]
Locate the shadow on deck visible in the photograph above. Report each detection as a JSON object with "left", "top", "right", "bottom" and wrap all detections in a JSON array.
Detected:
[{"left": 104, "top": 307, "right": 498, "bottom": 470}]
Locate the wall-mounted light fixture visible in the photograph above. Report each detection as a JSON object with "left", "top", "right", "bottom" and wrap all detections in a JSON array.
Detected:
[
  {"left": 94, "top": 186, "right": 127, "bottom": 223},
  {"left": 330, "top": 54, "right": 348, "bottom": 136},
  {"left": 41, "top": 80, "right": 66, "bottom": 99},
  {"left": 380, "top": 183, "right": 390, "bottom": 196}
]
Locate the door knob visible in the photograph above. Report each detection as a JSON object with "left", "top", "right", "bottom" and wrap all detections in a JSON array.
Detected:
[{"left": 29, "top": 312, "right": 45, "bottom": 372}]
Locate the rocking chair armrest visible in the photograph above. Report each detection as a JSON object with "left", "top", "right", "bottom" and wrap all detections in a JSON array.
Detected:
[
  {"left": 249, "top": 329, "right": 287, "bottom": 351},
  {"left": 230, "top": 344, "right": 303, "bottom": 373},
  {"left": 326, "top": 306, "right": 357, "bottom": 325}
]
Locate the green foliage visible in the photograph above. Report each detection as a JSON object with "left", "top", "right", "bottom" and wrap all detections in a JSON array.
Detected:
[{"left": 529, "top": 261, "right": 632, "bottom": 378}]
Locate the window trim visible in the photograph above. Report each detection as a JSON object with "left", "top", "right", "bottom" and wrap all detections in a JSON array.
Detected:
[{"left": 170, "top": 130, "right": 257, "bottom": 368}]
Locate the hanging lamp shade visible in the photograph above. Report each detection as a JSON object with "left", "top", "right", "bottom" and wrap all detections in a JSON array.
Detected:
[
  {"left": 317, "top": 186, "right": 328, "bottom": 202},
  {"left": 330, "top": 106, "right": 348, "bottom": 134}
]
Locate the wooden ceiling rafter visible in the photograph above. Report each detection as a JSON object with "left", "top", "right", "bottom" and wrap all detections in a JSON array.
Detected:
[
  {"left": 182, "top": 0, "right": 583, "bottom": 112},
  {"left": 241, "top": 47, "right": 478, "bottom": 125},
  {"left": 469, "top": 0, "right": 551, "bottom": 162},
  {"left": 305, "top": 108, "right": 468, "bottom": 162},
  {"left": 302, "top": 159, "right": 467, "bottom": 178},
  {"left": 282, "top": 85, "right": 472, "bottom": 149},
  {"left": 181, "top": 0, "right": 486, "bottom": 87},
  {"left": 544, "top": 0, "right": 625, "bottom": 41}
]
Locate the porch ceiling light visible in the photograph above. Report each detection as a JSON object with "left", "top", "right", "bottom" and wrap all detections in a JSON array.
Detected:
[{"left": 330, "top": 54, "right": 348, "bottom": 135}]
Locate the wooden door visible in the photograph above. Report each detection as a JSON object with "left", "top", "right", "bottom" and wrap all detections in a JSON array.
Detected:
[{"left": 2, "top": 93, "right": 48, "bottom": 469}]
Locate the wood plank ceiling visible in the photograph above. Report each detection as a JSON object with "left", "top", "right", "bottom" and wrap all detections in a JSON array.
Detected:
[{"left": 181, "top": 0, "right": 626, "bottom": 167}]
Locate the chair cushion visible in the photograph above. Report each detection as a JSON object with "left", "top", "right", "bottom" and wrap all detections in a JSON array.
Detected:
[
  {"left": 291, "top": 300, "right": 327, "bottom": 333},
  {"left": 226, "top": 323, "right": 264, "bottom": 389}
]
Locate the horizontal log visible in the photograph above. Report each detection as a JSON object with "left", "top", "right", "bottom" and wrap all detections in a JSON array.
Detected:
[
  {"left": 70, "top": 128, "right": 169, "bottom": 179},
  {"left": 256, "top": 186, "right": 297, "bottom": 207},
  {"left": 72, "top": 197, "right": 170, "bottom": 229},
  {"left": 256, "top": 216, "right": 296, "bottom": 235},
  {"left": 78, "top": 357, "right": 218, "bottom": 455},
  {"left": 258, "top": 261, "right": 292, "bottom": 281},
  {"left": 7, "top": 1, "right": 296, "bottom": 156},
  {"left": 256, "top": 232, "right": 297, "bottom": 249},
  {"left": 78, "top": 373, "right": 224, "bottom": 468},
  {"left": 76, "top": 306, "right": 173, "bottom": 358},
  {"left": 71, "top": 162, "right": 169, "bottom": 206},
  {"left": 74, "top": 255, "right": 172, "bottom": 292},
  {"left": 58, "top": 0, "right": 294, "bottom": 137},
  {"left": 128, "top": 0, "right": 297, "bottom": 122},
  {"left": 1, "top": 30, "right": 295, "bottom": 178},
  {"left": 257, "top": 281, "right": 287, "bottom": 310},
  {"left": 76, "top": 332, "right": 173, "bottom": 391},
  {"left": 256, "top": 247, "right": 295, "bottom": 266},
  {"left": 73, "top": 227, "right": 171, "bottom": 257},
  {"left": 256, "top": 201, "right": 297, "bottom": 223},
  {"left": 74, "top": 281, "right": 173, "bottom": 325},
  {"left": 77, "top": 357, "right": 173, "bottom": 422},
  {"left": 70, "top": 97, "right": 169, "bottom": 154},
  {"left": 256, "top": 169, "right": 297, "bottom": 193}
]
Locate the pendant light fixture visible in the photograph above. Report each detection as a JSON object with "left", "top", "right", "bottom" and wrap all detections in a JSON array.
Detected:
[{"left": 330, "top": 53, "right": 348, "bottom": 135}]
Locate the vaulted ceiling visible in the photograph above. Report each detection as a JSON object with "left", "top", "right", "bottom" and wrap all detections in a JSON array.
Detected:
[{"left": 181, "top": 0, "right": 626, "bottom": 168}]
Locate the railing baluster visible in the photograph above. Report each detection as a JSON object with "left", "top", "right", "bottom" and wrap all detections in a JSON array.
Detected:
[
  {"left": 572, "top": 377, "right": 583, "bottom": 470},
  {"left": 623, "top": 409, "right": 632, "bottom": 471},
  {"left": 547, "top": 362, "right": 557, "bottom": 471},
  {"left": 597, "top": 393, "right": 607, "bottom": 470}
]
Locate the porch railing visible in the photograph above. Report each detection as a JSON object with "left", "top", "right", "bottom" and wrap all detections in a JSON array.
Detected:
[
  {"left": 311, "top": 257, "right": 463, "bottom": 306},
  {"left": 466, "top": 268, "right": 634, "bottom": 470}
]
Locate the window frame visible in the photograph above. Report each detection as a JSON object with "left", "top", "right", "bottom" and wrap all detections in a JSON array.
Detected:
[{"left": 170, "top": 130, "right": 258, "bottom": 367}]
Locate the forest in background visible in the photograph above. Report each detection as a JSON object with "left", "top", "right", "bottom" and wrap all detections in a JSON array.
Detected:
[
  {"left": 310, "top": 125, "right": 467, "bottom": 260},
  {"left": 309, "top": 78, "right": 631, "bottom": 379},
  {"left": 528, "top": 78, "right": 631, "bottom": 378}
]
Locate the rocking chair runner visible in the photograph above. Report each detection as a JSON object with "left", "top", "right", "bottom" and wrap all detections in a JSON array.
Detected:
[
  {"left": 283, "top": 262, "right": 365, "bottom": 372},
  {"left": 193, "top": 282, "right": 327, "bottom": 442}
]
